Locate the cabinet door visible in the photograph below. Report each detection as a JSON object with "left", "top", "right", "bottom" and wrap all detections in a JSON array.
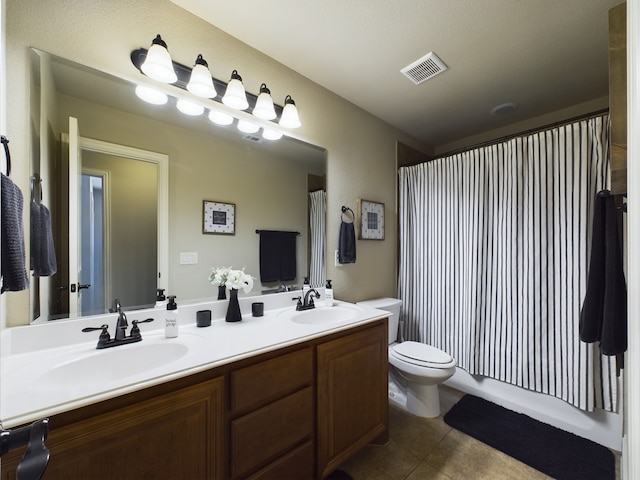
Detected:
[
  {"left": 2, "top": 377, "right": 225, "bottom": 480},
  {"left": 317, "top": 323, "right": 388, "bottom": 478}
]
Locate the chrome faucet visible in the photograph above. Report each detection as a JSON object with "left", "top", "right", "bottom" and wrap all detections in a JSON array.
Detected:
[
  {"left": 82, "top": 309, "right": 154, "bottom": 349},
  {"left": 293, "top": 288, "right": 320, "bottom": 311}
]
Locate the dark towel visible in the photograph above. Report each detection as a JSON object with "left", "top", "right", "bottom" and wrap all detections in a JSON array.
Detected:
[
  {"left": 338, "top": 220, "right": 356, "bottom": 263},
  {"left": 1, "top": 173, "right": 29, "bottom": 292},
  {"left": 579, "top": 191, "right": 627, "bottom": 355},
  {"left": 30, "top": 200, "right": 57, "bottom": 276},
  {"left": 259, "top": 230, "right": 297, "bottom": 283}
]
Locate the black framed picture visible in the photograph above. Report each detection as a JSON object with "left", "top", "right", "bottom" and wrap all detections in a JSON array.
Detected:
[
  {"left": 203, "top": 200, "right": 235, "bottom": 235},
  {"left": 357, "top": 198, "right": 385, "bottom": 240}
]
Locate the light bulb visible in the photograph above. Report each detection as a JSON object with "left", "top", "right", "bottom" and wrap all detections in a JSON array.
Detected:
[
  {"left": 187, "top": 54, "right": 217, "bottom": 98},
  {"left": 237, "top": 119, "right": 259, "bottom": 133},
  {"left": 176, "top": 98, "right": 204, "bottom": 116},
  {"left": 253, "top": 83, "right": 276, "bottom": 120},
  {"left": 208, "top": 109, "right": 233, "bottom": 126},
  {"left": 222, "top": 70, "right": 249, "bottom": 110},
  {"left": 262, "top": 128, "right": 283, "bottom": 140},
  {"left": 140, "top": 34, "right": 177, "bottom": 84},
  {"left": 279, "top": 95, "right": 301, "bottom": 128},
  {"left": 135, "top": 85, "right": 168, "bottom": 105}
]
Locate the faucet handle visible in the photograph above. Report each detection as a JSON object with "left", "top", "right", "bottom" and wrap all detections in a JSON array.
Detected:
[
  {"left": 292, "top": 296, "right": 303, "bottom": 310},
  {"left": 82, "top": 324, "right": 111, "bottom": 343},
  {"left": 130, "top": 318, "right": 154, "bottom": 337}
]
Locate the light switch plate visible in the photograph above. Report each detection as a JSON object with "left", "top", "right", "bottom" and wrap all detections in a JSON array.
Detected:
[
  {"left": 180, "top": 252, "right": 198, "bottom": 265},
  {"left": 335, "top": 250, "right": 341, "bottom": 267}
]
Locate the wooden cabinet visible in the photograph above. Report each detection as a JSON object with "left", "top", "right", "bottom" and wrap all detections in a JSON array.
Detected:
[
  {"left": 317, "top": 323, "right": 388, "bottom": 478},
  {"left": 1, "top": 377, "right": 225, "bottom": 480},
  {"left": 229, "top": 348, "right": 314, "bottom": 479},
  {"left": 2, "top": 319, "right": 387, "bottom": 480}
]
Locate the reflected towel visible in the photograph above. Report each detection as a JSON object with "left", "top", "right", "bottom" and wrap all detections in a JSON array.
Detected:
[
  {"left": 338, "top": 220, "right": 356, "bottom": 264},
  {"left": 1, "top": 173, "right": 29, "bottom": 292},
  {"left": 259, "top": 230, "right": 297, "bottom": 283},
  {"left": 579, "top": 192, "right": 627, "bottom": 355},
  {"left": 30, "top": 201, "right": 57, "bottom": 277}
]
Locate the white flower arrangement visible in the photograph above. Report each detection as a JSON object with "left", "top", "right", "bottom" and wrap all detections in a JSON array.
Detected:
[{"left": 209, "top": 266, "right": 254, "bottom": 294}]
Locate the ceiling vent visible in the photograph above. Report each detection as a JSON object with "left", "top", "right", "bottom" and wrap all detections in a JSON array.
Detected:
[
  {"left": 242, "top": 134, "right": 263, "bottom": 143},
  {"left": 401, "top": 52, "right": 448, "bottom": 85}
]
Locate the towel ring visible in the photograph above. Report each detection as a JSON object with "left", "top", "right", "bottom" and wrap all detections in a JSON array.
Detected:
[{"left": 341, "top": 206, "right": 355, "bottom": 223}]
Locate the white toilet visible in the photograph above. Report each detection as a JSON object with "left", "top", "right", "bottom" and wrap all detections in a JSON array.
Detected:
[{"left": 358, "top": 298, "right": 456, "bottom": 418}]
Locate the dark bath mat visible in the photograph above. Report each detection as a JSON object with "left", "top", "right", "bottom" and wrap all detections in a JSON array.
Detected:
[
  {"left": 444, "top": 394, "right": 615, "bottom": 480},
  {"left": 325, "top": 470, "right": 353, "bottom": 480}
]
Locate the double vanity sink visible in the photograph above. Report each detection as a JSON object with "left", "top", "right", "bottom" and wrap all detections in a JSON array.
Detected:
[
  {"left": 1, "top": 291, "right": 390, "bottom": 479},
  {"left": 0, "top": 292, "right": 381, "bottom": 428}
]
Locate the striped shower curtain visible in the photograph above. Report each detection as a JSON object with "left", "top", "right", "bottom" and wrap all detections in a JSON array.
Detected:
[
  {"left": 398, "top": 114, "right": 618, "bottom": 412},
  {"left": 309, "top": 190, "right": 326, "bottom": 288}
]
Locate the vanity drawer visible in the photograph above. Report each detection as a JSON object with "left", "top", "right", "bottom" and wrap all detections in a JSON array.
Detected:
[
  {"left": 230, "top": 346, "right": 313, "bottom": 415},
  {"left": 247, "top": 440, "right": 314, "bottom": 480},
  {"left": 230, "top": 387, "right": 313, "bottom": 479}
]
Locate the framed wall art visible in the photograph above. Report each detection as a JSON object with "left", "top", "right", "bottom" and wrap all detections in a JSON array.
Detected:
[
  {"left": 357, "top": 198, "right": 385, "bottom": 240},
  {"left": 203, "top": 200, "right": 235, "bottom": 235}
]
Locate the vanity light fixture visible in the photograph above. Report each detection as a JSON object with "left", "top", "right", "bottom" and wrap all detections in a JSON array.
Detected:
[
  {"left": 140, "top": 35, "right": 177, "bottom": 84},
  {"left": 253, "top": 83, "right": 277, "bottom": 120},
  {"left": 279, "top": 95, "right": 301, "bottom": 129},
  {"left": 262, "top": 128, "right": 283, "bottom": 141},
  {"left": 135, "top": 85, "right": 168, "bottom": 105},
  {"left": 131, "top": 38, "right": 303, "bottom": 134},
  {"left": 237, "top": 119, "right": 260, "bottom": 134},
  {"left": 222, "top": 70, "right": 249, "bottom": 110},
  {"left": 187, "top": 54, "right": 217, "bottom": 98},
  {"left": 176, "top": 98, "right": 205, "bottom": 116},
  {"left": 208, "top": 109, "right": 234, "bottom": 126}
]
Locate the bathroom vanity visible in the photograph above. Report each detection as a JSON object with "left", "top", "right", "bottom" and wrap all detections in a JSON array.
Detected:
[{"left": 0, "top": 296, "right": 388, "bottom": 479}]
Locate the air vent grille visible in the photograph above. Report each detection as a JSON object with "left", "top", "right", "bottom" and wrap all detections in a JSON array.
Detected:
[
  {"left": 242, "top": 134, "right": 263, "bottom": 143},
  {"left": 401, "top": 52, "right": 448, "bottom": 85}
]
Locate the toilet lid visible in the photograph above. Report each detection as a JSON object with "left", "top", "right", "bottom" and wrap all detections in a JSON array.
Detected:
[{"left": 391, "top": 341, "right": 455, "bottom": 368}]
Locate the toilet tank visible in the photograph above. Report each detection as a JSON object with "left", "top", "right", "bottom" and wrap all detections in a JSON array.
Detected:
[{"left": 357, "top": 298, "right": 403, "bottom": 344}]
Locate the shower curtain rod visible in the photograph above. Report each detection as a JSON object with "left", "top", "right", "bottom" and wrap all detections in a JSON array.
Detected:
[{"left": 435, "top": 108, "right": 610, "bottom": 160}]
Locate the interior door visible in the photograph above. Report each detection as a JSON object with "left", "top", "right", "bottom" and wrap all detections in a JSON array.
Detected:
[{"left": 68, "top": 116, "right": 84, "bottom": 316}]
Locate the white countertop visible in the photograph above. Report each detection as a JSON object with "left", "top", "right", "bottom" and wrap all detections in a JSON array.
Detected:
[{"left": 0, "top": 291, "right": 388, "bottom": 428}]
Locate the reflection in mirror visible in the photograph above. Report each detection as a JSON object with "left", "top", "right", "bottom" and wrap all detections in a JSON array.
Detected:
[{"left": 28, "top": 48, "right": 326, "bottom": 324}]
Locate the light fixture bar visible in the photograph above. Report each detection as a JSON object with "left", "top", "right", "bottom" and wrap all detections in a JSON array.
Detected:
[{"left": 131, "top": 48, "right": 287, "bottom": 122}]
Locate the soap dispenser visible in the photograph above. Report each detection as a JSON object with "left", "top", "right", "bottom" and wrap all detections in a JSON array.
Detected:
[
  {"left": 302, "top": 277, "right": 310, "bottom": 295},
  {"left": 325, "top": 280, "right": 333, "bottom": 307},
  {"left": 165, "top": 296, "right": 178, "bottom": 338},
  {"left": 155, "top": 288, "right": 167, "bottom": 308}
]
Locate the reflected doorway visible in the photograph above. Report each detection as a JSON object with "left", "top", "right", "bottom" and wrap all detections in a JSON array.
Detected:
[{"left": 80, "top": 171, "right": 108, "bottom": 315}]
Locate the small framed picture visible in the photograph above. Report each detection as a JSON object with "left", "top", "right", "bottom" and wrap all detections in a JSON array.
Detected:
[
  {"left": 357, "top": 199, "right": 385, "bottom": 240},
  {"left": 203, "top": 200, "right": 235, "bottom": 235}
]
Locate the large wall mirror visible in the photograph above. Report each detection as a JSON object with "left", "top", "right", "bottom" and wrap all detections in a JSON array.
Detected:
[{"left": 29, "top": 48, "right": 327, "bottom": 323}]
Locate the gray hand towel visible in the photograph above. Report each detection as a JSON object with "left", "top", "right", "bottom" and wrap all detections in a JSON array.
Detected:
[
  {"left": 30, "top": 200, "right": 57, "bottom": 277},
  {"left": 1, "top": 173, "right": 29, "bottom": 292}
]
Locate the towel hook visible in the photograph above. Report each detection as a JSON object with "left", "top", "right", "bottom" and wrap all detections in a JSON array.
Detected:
[
  {"left": 1, "top": 136, "right": 10, "bottom": 177},
  {"left": 341, "top": 206, "right": 354, "bottom": 223}
]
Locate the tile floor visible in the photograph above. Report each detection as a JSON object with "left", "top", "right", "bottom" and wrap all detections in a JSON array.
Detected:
[{"left": 340, "top": 385, "right": 620, "bottom": 480}]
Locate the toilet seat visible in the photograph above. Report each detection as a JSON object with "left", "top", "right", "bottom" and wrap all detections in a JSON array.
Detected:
[{"left": 390, "top": 341, "right": 455, "bottom": 369}]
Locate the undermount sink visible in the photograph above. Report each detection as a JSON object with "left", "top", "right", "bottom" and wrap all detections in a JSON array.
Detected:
[
  {"left": 288, "top": 305, "right": 360, "bottom": 325},
  {"left": 39, "top": 338, "right": 195, "bottom": 386}
]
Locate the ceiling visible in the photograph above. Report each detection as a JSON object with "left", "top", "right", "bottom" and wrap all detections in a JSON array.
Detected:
[{"left": 170, "top": 0, "right": 623, "bottom": 150}]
